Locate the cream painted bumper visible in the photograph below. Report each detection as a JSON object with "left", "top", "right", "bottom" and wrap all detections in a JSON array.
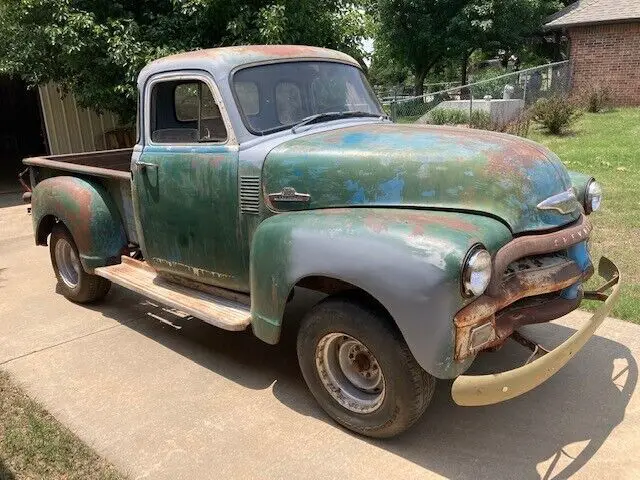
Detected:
[{"left": 451, "top": 256, "right": 621, "bottom": 407}]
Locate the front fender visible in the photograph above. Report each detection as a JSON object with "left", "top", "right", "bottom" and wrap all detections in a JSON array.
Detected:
[
  {"left": 250, "top": 208, "right": 511, "bottom": 378},
  {"left": 32, "top": 176, "right": 127, "bottom": 271}
]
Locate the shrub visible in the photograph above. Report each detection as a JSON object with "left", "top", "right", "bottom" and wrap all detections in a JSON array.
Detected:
[
  {"left": 428, "top": 108, "right": 494, "bottom": 130},
  {"left": 428, "top": 108, "right": 469, "bottom": 125},
  {"left": 503, "top": 114, "right": 531, "bottom": 137},
  {"left": 469, "top": 110, "right": 492, "bottom": 130},
  {"left": 530, "top": 97, "right": 581, "bottom": 135},
  {"left": 577, "top": 84, "right": 612, "bottom": 113},
  {"left": 395, "top": 97, "right": 430, "bottom": 118},
  {"left": 422, "top": 107, "right": 529, "bottom": 137}
]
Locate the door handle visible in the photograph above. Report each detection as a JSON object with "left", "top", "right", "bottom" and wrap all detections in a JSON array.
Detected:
[{"left": 135, "top": 161, "right": 158, "bottom": 172}]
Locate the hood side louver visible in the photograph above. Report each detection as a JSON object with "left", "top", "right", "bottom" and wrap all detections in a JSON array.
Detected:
[{"left": 240, "top": 176, "right": 261, "bottom": 214}]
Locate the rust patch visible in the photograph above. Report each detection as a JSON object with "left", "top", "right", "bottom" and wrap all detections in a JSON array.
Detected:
[
  {"left": 454, "top": 258, "right": 583, "bottom": 361},
  {"left": 43, "top": 177, "right": 94, "bottom": 253},
  {"left": 412, "top": 213, "right": 478, "bottom": 234},
  {"left": 487, "top": 215, "right": 592, "bottom": 296},
  {"left": 493, "top": 294, "right": 581, "bottom": 339},
  {"left": 149, "top": 45, "right": 359, "bottom": 72},
  {"left": 363, "top": 215, "right": 387, "bottom": 233},
  {"left": 209, "top": 154, "right": 226, "bottom": 168}
]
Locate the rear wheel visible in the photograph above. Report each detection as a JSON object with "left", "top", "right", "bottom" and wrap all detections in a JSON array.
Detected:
[
  {"left": 49, "top": 224, "right": 111, "bottom": 303},
  {"left": 297, "top": 297, "right": 436, "bottom": 438}
]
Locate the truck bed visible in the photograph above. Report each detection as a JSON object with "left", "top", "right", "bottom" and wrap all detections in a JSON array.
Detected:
[
  {"left": 24, "top": 148, "right": 138, "bottom": 244},
  {"left": 23, "top": 148, "right": 133, "bottom": 180}
]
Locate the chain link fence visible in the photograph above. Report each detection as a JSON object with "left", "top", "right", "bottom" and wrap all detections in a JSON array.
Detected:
[
  {"left": 374, "top": 82, "right": 461, "bottom": 104},
  {"left": 381, "top": 61, "right": 570, "bottom": 132}
]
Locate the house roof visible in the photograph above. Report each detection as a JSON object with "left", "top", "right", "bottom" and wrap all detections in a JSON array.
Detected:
[{"left": 545, "top": 0, "right": 640, "bottom": 29}]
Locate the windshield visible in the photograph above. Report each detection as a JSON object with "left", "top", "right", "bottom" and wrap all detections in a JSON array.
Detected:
[{"left": 232, "top": 61, "right": 384, "bottom": 134}]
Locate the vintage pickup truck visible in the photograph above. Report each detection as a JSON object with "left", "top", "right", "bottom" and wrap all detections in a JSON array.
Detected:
[{"left": 23, "top": 45, "right": 620, "bottom": 438}]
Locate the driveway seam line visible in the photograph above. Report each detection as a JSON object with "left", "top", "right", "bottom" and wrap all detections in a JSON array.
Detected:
[{"left": 0, "top": 323, "right": 126, "bottom": 366}]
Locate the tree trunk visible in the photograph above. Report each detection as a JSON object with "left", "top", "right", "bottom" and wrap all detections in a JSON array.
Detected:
[
  {"left": 413, "top": 70, "right": 426, "bottom": 96},
  {"left": 459, "top": 51, "right": 472, "bottom": 100},
  {"left": 460, "top": 52, "right": 470, "bottom": 86}
]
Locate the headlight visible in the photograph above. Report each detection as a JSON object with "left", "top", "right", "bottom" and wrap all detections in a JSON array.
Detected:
[
  {"left": 462, "top": 247, "right": 492, "bottom": 297},
  {"left": 584, "top": 180, "right": 603, "bottom": 214}
]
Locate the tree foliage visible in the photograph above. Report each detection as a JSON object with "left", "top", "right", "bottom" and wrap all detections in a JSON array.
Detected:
[
  {"left": 367, "top": 42, "right": 412, "bottom": 87},
  {"left": 376, "top": 0, "right": 566, "bottom": 94},
  {"left": 0, "top": 0, "right": 373, "bottom": 121},
  {"left": 376, "top": 0, "right": 468, "bottom": 95}
]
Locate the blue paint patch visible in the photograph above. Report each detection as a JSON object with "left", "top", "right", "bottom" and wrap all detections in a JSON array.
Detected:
[
  {"left": 561, "top": 241, "right": 591, "bottom": 300},
  {"left": 345, "top": 179, "right": 367, "bottom": 204},
  {"left": 560, "top": 283, "right": 582, "bottom": 300},
  {"left": 377, "top": 176, "right": 405, "bottom": 202},
  {"left": 341, "top": 132, "right": 369, "bottom": 146},
  {"left": 421, "top": 190, "right": 436, "bottom": 197},
  {"left": 567, "top": 242, "right": 592, "bottom": 271}
]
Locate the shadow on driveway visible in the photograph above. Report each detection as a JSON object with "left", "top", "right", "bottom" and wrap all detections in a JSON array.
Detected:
[
  {"left": 83, "top": 284, "right": 636, "bottom": 480},
  {"left": 0, "top": 458, "right": 16, "bottom": 480},
  {"left": 0, "top": 192, "right": 24, "bottom": 209}
]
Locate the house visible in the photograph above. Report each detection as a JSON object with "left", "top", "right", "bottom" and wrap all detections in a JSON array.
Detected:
[{"left": 545, "top": 0, "right": 640, "bottom": 106}]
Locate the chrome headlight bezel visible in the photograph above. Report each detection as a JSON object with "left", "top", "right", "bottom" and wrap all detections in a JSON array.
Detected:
[
  {"left": 461, "top": 245, "right": 492, "bottom": 298},
  {"left": 584, "top": 179, "right": 603, "bottom": 214}
]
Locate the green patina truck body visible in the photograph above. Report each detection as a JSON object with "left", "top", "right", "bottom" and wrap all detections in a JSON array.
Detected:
[{"left": 24, "top": 46, "right": 620, "bottom": 438}]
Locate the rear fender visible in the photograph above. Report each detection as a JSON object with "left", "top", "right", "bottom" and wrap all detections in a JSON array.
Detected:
[
  {"left": 250, "top": 208, "right": 512, "bottom": 378},
  {"left": 32, "top": 176, "right": 127, "bottom": 271}
]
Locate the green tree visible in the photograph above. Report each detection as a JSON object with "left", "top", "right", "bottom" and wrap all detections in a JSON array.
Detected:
[
  {"left": 0, "top": 0, "right": 373, "bottom": 121},
  {"left": 455, "top": 0, "right": 566, "bottom": 85},
  {"left": 367, "top": 42, "right": 412, "bottom": 87},
  {"left": 377, "top": 0, "right": 469, "bottom": 96},
  {"left": 376, "top": 0, "right": 566, "bottom": 94}
]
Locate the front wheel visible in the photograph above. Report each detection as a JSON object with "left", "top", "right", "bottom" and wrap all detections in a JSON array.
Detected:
[
  {"left": 49, "top": 224, "right": 111, "bottom": 303},
  {"left": 297, "top": 297, "right": 436, "bottom": 438}
]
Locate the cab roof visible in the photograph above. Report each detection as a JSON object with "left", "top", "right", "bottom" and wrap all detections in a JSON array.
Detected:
[{"left": 138, "top": 45, "right": 360, "bottom": 87}]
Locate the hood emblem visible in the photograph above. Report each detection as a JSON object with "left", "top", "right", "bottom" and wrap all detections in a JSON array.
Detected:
[
  {"left": 268, "top": 187, "right": 311, "bottom": 203},
  {"left": 537, "top": 188, "right": 579, "bottom": 215}
]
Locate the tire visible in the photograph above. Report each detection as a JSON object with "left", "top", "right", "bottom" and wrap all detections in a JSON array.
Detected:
[
  {"left": 49, "top": 223, "right": 111, "bottom": 303},
  {"left": 297, "top": 297, "right": 436, "bottom": 438}
]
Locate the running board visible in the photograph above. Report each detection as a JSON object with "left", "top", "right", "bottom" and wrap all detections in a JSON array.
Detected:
[{"left": 94, "top": 256, "right": 251, "bottom": 331}]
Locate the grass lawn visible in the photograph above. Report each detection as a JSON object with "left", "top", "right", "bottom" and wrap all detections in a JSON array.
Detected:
[
  {"left": 0, "top": 371, "right": 126, "bottom": 480},
  {"left": 530, "top": 108, "right": 640, "bottom": 322}
]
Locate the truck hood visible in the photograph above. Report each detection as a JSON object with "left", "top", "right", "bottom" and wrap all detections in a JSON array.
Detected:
[{"left": 262, "top": 123, "right": 581, "bottom": 233}]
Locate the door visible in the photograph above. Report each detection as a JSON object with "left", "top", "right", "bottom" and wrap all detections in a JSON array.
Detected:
[{"left": 132, "top": 74, "right": 246, "bottom": 291}]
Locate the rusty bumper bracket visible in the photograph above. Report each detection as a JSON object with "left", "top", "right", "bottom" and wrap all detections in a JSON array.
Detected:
[
  {"left": 451, "top": 256, "right": 620, "bottom": 407},
  {"left": 511, "top": 331, "right": 551, "bottom": 365}
]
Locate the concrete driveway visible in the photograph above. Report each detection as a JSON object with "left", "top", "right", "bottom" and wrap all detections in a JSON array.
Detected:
[{"left": 1, "top": 197, "right": 639, "bottom": 480}]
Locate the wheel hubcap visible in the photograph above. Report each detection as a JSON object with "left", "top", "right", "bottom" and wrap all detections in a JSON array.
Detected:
[
  {"left": 315, "top": 333, "right": 385, "bottom": 413},
  {"left": 54, "top": 238, "right": 80, "bottom": 289}
]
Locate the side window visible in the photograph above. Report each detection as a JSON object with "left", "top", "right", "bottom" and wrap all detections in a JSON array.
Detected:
[
  {"left": 174, "top": 83, "right": 199, "bottom": 121},
  {"left": 276, "top": 82, "right": 306, "bottom": 125},
  {"left": 150, "top": 79, "right": 227, "bottom": 144}
]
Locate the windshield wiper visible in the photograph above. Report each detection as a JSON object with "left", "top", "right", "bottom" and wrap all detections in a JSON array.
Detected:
[{"left": 291, "top": 111, "right": 388, "bottom": 133}]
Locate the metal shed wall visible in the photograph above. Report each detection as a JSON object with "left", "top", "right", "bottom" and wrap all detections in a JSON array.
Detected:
[{"left": 38, "top": 83, "right": 122, "bottom": 154}]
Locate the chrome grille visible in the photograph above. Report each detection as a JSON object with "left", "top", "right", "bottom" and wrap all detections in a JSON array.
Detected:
[{"left": 503, "top": 252, "right": 570, "bottom": 278}]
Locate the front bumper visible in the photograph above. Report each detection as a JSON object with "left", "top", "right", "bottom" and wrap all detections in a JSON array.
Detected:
[{"left": 451, "top": 256, "right": 620, "bottom": 407}]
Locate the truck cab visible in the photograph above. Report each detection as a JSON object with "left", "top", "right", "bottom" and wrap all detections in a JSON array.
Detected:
[{"left": 24, "top": 46, "right": 620, "bottom": 438}]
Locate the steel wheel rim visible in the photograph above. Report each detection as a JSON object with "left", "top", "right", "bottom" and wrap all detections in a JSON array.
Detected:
[
  {"left": 315, "top": 333, "right": 385, "bottom": 414},
  {"left": 55, "top": 238, "right": 80, "bottom": 289}
]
